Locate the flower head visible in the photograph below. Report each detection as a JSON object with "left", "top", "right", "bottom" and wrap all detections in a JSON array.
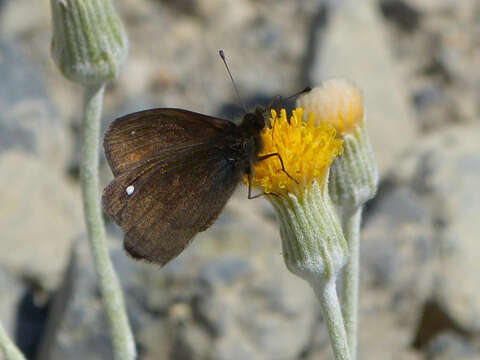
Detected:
[
  {"left": 248, "top": 108, "right": 343, "bottom": 197},
  {"left": 247, "top": 108, "right": 347, "bottom": 283},
  {"left": 298, "top": 79, "right": 378, "bottom": 216}
]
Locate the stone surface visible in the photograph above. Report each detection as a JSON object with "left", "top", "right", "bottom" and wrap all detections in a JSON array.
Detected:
[
  {"left": 38, "top": 197, "right": 319, "bottom": 360},
  {"left": 0, "top": 265, "right": 51, "bottom": 359},
  {"left": 380, "top": 0, "right": 480, "bottom": 131},
  {"left": 0, "top": 39, "right": 83, "bottom": 291},
  {"left": 0, "top": 266, "right": 25, "bottom": 342},
  {"left": 312, "top": 0, "right": 417, "bottom": 176},
  {"left": 99, "top": 0, "right": 322, "bottom": 121},
  {"left": 36, "top": 239, "right": 114, "bottom": 360},
  {"left": 306, "top": 309, "right": 423, "bottom": 360},
  {"left": 361, "top": 186, "right": 436, "bottom": 325},
  {"left": 392, "top": 123, "right": 480, "bottom": 333},
  {"left": 426, "top": 331, "right": 479, "bottom": 360}
]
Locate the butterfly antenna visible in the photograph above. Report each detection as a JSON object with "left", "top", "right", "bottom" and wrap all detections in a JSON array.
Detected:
[
  {"left": 219, "top": 49, "right": 247, "bottom": 112},
  {"left": 287, "top": 86, "right": 311, "bottom": 101},
  {"left": 270, "top": 87, "right": 311, "bottom": 142},
  {"left": 268, "top": 86, "right": 312, "bottom": 111}
]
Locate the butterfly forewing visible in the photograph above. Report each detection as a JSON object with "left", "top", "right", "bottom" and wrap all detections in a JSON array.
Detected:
[
  {"left": 104, "top": 108, "right": 235, "bottom": 176},
  {"left": 102, "top": 109, "right": 241, "bottom": 265}
]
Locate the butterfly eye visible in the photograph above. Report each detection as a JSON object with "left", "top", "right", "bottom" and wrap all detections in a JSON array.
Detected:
[{"left": 125, "top": 185, "right": 135, "bottom": 196}]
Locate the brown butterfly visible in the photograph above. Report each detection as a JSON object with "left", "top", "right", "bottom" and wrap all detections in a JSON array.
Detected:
[
  {"left": 103, "top": 107, "right": 283, "bottom": 265},
  {"left": 102, "top": 51, "right": 309, "bottom": 266}
]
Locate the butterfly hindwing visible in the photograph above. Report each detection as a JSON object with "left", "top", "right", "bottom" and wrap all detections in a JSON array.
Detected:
[{"left": 103, "top": 145, "right": 241, "bottom": 265}]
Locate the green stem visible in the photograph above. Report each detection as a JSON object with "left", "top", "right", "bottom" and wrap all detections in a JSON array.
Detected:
[
  {"left": 81, "top": 84, "right": 136, "bottom": 360},
  {"left": 314, "top": 278, "right": 351, "bottom": 360},
  {"left": 342, "top": 207, "right": 362, "bottom": 360},
  {"left": 0, "top": 323, "right": 26, "bottom": 360}
]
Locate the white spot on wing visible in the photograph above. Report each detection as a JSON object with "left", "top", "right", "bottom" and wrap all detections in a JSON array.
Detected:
[
  {"left": 131, "top": 130, "right": 136, "bottom": 136},
  {"left": 126, "top": 185, "right": 135, "bottom": 196}
]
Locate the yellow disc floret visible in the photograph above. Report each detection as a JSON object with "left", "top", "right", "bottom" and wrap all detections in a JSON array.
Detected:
[
  {"left": 297, "top": 79, "right": 364, "bottom": 134},
  {"left": 247, "top": 108, "right": 343, "bottom": 196}
]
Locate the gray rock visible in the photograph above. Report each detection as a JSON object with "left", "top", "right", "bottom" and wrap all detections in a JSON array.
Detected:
[
  {"left": 0, "top": 264, "right": 52, "bottom": 359},
  {"left": 110, "top": 0, "right": 323, "bottom": 121},
  {"left": 38, "top": 196, "right": 318, "bottom": 359},
  {"left": 413, "top": 86, "right": 444, "bottom": 113},
  {"left": 379, "top": 0, "right": 423, "bottom": 32},
  {"left": 0, "top": 39, "right": 83, "bottom": 291},
  {"left": 426, "top": 331, "right": 478, "bottom": 360},
  {"left": 311, "top": 0, "right": 417, "bottom": 176},
  {"left": 380, "top": 0, "right": 480, "bottom": 130},
  {"left": 362, "top": 186, "right": 435, "bottom": 301},
  {"left": 305, "top": 304, "right": 423, "bottom": 360},
  {"left": 198, "top": 256, "right": 253, "bottom": 288},
  {"left": 36, "top": 239, "right": 116, "bottom": 360},
  {"left": 392, "top": 123, "right": 480, "bottom": 333},
  {"left": 0, "top": 266, "right": 25, "bottom": 344}
]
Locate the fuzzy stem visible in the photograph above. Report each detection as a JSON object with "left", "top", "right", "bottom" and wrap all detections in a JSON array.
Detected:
[
  {"left": 0, "top": 324, "right": 26, "bottom": 360},
  {"left": 80, "top": 84, "right": 136, "bottom": 360},
  {"left": 342, "top": 207, "right": 362, "bottom": 359},
  {"left": 314, "top": 278, "right": 351, "bottom": 360}
]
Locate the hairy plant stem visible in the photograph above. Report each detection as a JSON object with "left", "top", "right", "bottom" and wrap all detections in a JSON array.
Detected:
[
  {"left": 81, "top": 84, "right": 136, "bottom": 360},
  {"left": 342, "top": 207, "right": 362, "bottom": 360},
  {"left": 0, "top": 323, "right": 26, "bottom": 360},
  {"left": 314, "top": 278, "right": 350, "bottom": 360}
]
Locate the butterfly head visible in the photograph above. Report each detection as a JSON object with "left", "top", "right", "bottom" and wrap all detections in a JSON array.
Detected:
[{"left": 240, "top": 107, "right": 266, "bottom": 136}]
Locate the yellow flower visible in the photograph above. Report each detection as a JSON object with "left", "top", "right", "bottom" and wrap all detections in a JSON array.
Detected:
[
  {"left": 245, "top": 107, "right": 350, "bottom": 360},
  {"left": 247, "top": 108, "right": 343, "bottom": 197},
  {"left": 244, "top": 107, "right": 347, "bottom": 284}
]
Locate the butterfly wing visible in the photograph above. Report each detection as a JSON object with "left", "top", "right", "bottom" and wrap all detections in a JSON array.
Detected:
[
  {"left": 103, "top": 109, "right": 242, "bottom": 265},
  {"left": 104, "top": 108, "right": 235, "bottom": 176}
]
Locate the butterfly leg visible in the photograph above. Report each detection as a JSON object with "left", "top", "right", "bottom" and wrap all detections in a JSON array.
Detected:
[
  {"left": 247, "top": 170, "right": 280, "bottom": 199},
  {"left": 257, "top": 153, "right": 299, "bottom": 184},
  {"left": 247, "top": 171, "right": 265, "bottom": 199}
]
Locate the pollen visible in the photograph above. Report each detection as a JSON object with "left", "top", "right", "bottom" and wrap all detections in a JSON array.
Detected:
[
  {"left": 297, "top": 79, "right": 364, "bottom": 134},
  {"left": 247, "top": 108, "right": 343, "bottom": 196}
]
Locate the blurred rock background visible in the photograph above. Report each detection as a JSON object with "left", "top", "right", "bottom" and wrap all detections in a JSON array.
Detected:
[{"left": 0, "top": 0, "right": 479, "bottom": 359}]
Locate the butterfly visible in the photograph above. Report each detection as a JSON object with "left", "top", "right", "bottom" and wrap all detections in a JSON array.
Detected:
[{"left": 102, "top": 106, "right": 287, "bottom": 265}]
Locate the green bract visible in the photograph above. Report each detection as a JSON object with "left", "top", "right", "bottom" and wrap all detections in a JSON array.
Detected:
[{"left": 50, "top": 0, "right": 128, "bottom": 85}]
